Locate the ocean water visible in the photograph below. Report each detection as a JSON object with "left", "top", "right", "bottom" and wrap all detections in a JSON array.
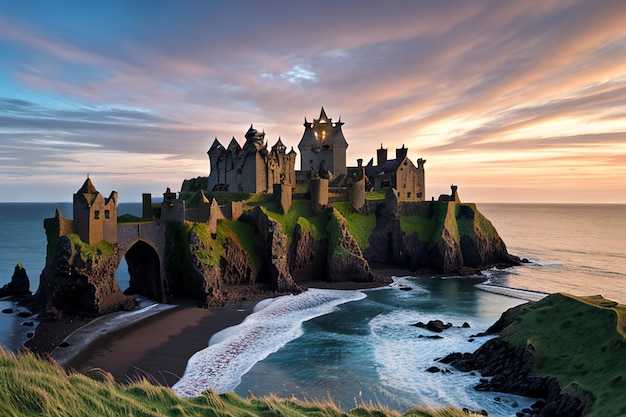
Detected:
[
  {"left": 174, "top": 278, "right": 534, "bottom": 415},
  {"left": 0, "top": 202, "right": 139, "bottom": 348},
  {"left": 478, "top": 204, "right": 626, "bottom": 303},
  {"left": 2, "top": 203, "right": 625, "bottom": 415}
]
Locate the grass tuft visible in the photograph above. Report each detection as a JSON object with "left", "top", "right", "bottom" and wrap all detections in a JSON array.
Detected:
[{"left": 0, "top": 348, "right": 483, "bottom": 417}]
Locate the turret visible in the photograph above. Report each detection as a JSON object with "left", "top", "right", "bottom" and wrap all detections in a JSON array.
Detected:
[
  {"left": 298, "top": 107, "right": 348, "bottom": 177},
  {"left": 396, "top": 144, "right": 408, "bottom": 160},
  {"left": 377, "top": 144, "right": 387, "bottom": 166}
]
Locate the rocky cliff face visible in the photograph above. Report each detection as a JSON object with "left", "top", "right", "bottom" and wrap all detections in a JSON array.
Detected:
[
  {"left": 33, "top": 194, "right": 516, "bottom": 315},
  {"left": 33, "top": 235, "right": 133, "bottom": 315},
  {"left": 326, "top": 208, "right": 372, "bottom": 282},
  {"left": 364, "top": 191, "right": 519, "bottom": 274},
  {"left": 438, "top": 294, "right": 614, "bottom": 417}
]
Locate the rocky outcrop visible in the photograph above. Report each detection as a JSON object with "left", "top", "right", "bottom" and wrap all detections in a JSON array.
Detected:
[
  {"left": 440, "top": 339, "right": 586, "bottom": 417},
  {"left": 436, "top": 294, "right": 617, "bottom": 417},
  {"left": 0, "top": 264, "right": 31, "bottom": 297},
  {"left": 326, "top": 208, "right": 372, "bottom": 282},
  {"left": 240, "top": 207, "right": 302, "bottom": 293},
  {"left": 33, "top": 236, "right": 133, "bottom": 315},
  {"left": 364, "top": 190, "right": 519, "bottom": 274},
  {"left": 175, "top": 227, "right": 261, "bottom": 307},
  {"left": 289, "top": 221, "right": 328, "bottom": 281}
]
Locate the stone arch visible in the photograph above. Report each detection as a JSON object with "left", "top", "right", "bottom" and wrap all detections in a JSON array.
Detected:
[{"left": 121, "top": 239, "right": 163, "bottom": 302}]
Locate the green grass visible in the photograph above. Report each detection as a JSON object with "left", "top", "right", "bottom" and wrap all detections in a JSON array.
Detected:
[
  {"left": 500, "top": 293, "right": 626, "bottom": 417},
  {"left": 397, "top": 202, "right": 499, "bottom": 249},
  {"left": 332, "top": 202, "right": 376, "bottom": 249},
  {"left": 365, "top": 190, "right": 386, "bottom": 201},
  {"left": 399, "top": 216, "right": 438, "bottom": 243},
  {"left": 454, "top": 203, "right": 499, "bottom": 240},
  {"left": 209, "top": 191, "right": 253, "bottom": 205},
  {"left": 220, "top": 220, "right": 263, "bottom": 270},
  {"left": 296, "top": 216, "right": 325, "bottom": 240},
  {"left": 0, "top": 348, "right": 482, "bottom": 417},
  {"left": 66, "top": 234, "right": 113, "bottom": 262},
  {"left": 189, "top": 220, "right": 262, "bottom": 271},
  {"left": 259, "top": 200, "right": 329, "bottom": 239}
]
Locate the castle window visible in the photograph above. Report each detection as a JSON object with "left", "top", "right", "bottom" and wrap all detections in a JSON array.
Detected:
[
  {"left": 417, "top": 192, "right": 422, "bottom": 198},
  {"left": 408, "top": 192, "right": 411, "bottom": 198},
  {"left": 94, "top": 210, "right": 100, "bottom": 220},
  {"left": 105, "top": 210, "right": 110, "bottom": 219}
]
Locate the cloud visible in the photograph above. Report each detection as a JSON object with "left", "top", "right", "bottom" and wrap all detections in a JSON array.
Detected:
[{"left": 1, "top": 0, "right": 626, "bottom": 202}]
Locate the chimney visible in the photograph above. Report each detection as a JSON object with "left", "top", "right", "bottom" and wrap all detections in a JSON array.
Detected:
[
  {"left": 377, "top": 144, "right": 387, "bottom": 167},
  {"left": 396, "top": 144, "right": 408, "bottom": 160},
  {"left": 357, "top": 158, "right": 363, "bottom": 167}
]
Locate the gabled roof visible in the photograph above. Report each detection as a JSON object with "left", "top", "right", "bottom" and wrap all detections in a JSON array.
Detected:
[{"left": 365, "top": 156, "right": 414, "bottom": 178}]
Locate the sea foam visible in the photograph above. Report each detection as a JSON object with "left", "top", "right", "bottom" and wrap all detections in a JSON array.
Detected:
[{"left": 172, "top": 288, "right": 366, "bottom": 397}]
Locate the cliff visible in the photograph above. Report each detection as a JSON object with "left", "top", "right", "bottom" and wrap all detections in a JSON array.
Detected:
[
  {"left": 32, "top": 234, "right": 133, "bottom": 315},
  {"left": 33, "top": 191, "right": 517, "bottom": 315},
  {"left": 364, "top": 190, "right": 519, "bottom": 274},
  {"left": 441, "top": 293, "right": 626, "bottom": 417}
]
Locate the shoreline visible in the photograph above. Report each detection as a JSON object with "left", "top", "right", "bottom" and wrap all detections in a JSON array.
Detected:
[{"left": 35, "top": 269, "right": 396, "bottom": 386}]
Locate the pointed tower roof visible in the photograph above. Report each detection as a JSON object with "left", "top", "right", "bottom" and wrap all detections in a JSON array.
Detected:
[
  {"left": 271, "top": 137, "right": 286, "bottom": 153},
  {"left": 208, "top": 137, "right": 225, "bottom": 154},
  {"left": 316, "top": 107, "right": 330, "bottom": 123},
  {"left": 227, "top": 137, "right": 242, "bottom": 154},
  {"left": 77, "top": 177, "right": 98, "bottom": 194}
]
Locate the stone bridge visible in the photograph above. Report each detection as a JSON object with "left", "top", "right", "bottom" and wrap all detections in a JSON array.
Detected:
[{"left": 117, "top": 221, "right": 168, "bottom": 302}]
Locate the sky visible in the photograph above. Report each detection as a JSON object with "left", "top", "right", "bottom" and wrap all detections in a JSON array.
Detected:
[{"left": 1, "top": 1, "right": 625, "bottom": 204}]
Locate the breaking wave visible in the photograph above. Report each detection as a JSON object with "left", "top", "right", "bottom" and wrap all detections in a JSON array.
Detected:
[{"left": 172, "top": 288, "right": 366, "bottom": 397}]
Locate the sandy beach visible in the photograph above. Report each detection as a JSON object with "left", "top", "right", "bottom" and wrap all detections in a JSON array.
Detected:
[
  {"left": 64, "top": 299, "right": 257, "bottom": 386},
  {"left": 54, "top": 270, "right": 397, "bottom": 387}
]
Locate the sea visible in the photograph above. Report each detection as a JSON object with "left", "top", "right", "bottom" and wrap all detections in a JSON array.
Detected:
[{"left": 1, "top": 203, "right": 625, "bottom": 416}]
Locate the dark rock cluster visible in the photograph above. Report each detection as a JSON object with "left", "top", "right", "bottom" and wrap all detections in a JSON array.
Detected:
[
  {"left": 0, "top": 264, "right": 31, "bottom": 297},
  {"left": 440, "top": 336, "right": 587, "bottom": 417}
]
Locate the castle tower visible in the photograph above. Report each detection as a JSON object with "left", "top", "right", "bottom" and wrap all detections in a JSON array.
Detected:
[
  {"left": 207, "top": 138, "right": 226, "bottom": 192},
  {"left": 417, "top": 158, "right": 426, "bottom": 201},
  {"left": 73, "top": 177, "right": 117, "bottom": 245},
  {"left": 298, "top": 107, "right": 348, "bottom": 178},
  {"left": 239, "top": 124, "right": 268, "bottom": 193}
]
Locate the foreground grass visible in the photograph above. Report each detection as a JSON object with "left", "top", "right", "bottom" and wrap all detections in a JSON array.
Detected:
[
  {"left": 0, "top": 349, "right": 482, "bottom": 417},
  {"left": 501, "top": 293, "right": 626, "bottom": 417}
]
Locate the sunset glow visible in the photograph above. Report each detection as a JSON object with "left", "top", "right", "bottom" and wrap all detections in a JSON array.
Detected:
[{"left": 1, "top": 1, "right": 625, "bottom": 203}]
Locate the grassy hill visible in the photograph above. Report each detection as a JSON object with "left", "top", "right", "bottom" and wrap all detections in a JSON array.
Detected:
[
  {"left": 499, "top": 293, "right": 626, "bottom": 417},
  {"left": 0, "top": 348, "right": 480, "bottom": 417}
]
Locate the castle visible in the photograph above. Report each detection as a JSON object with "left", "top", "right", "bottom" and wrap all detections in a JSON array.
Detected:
[
  {"left": 298, "top": 107, "right": 348, "bottom": 178},
  {"left": 207, "top": 125, "right": 296, "bottom": 194},
  {"left": 63, "top": 177, "right": 119, "bottom": 245},
  {"left": 206, "top": 107, "right": 427, "bottom": 203}
]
